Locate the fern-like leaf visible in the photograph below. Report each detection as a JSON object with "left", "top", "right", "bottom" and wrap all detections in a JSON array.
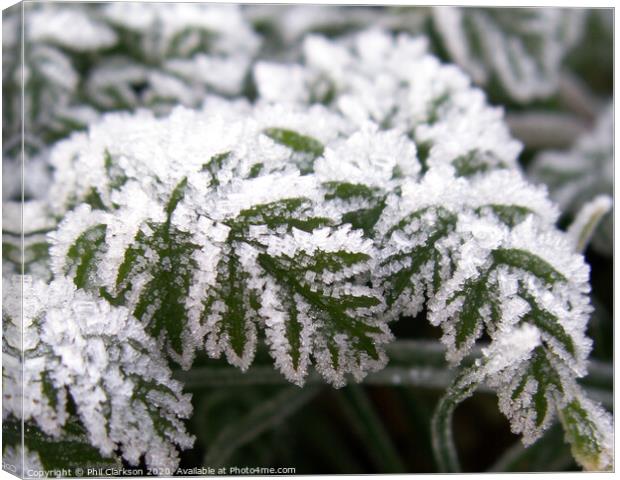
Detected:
[
  {"left": 2, "top": 275, "right": 194, "bottom": 470},
  {"left": 48, "top": 105, "right": 391, "bottom": 386},
  {"left": 255, "top": 29, "right": 522, "bottom": 176}
]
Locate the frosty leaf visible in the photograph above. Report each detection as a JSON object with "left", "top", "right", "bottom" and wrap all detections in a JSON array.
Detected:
[
  {"left": 245, "top": 5, "right": 380, "bottom": 44},
  {"left": 255, "top": 29, "right": 522, "bottom": 175},
  {"left": 2, "top": 275, "right": 194, "bottom": 470},
  {"left": 374, "top": 166, "right": 560, "bottom": 327},
  {"left": 558, "top": 389, "right": 614, "bottom": 471},
  {"left": 49, "top": 104, "right": 391, "bottom": 386},
  {"left": 48, "top": 103, "right": 349, "bottom": 216},
  {"left": 366, "top": 157, "right": 599, "bottom": 462},
  {"left": 113, "top": 185, "right": 200, "bottom": 362},
  {"left": 494, "top": 346, "right": 564, "bottom": 440},
  {"left": 27, "top": 4, "right": 116, "bottom": 51},
  {"left": 432, "top": 323, "right": 612, "bottom": 471},
  {"left": 314, "top": 126, "right": 422, "bottom": 235},
  {"left": 197, "top": 192, "right": 389, "bottom": 386},
  {"left": 431, "top": 7, "right": 585, "bottom": 102},
  {"left": 263, "top": 128, "right": 324, "bottom": 173},
  {"left": 529, "top": 103, "right": 613, "bottom": 256},
  {"left": 4, "top": 2, "right": 261, "bottom": 152},
  {"left": 432, "top": 213, "right": 592, "bottom": 369},
  {"left": 86, "top": 3, "right": 260, "bottom": 108},
  {"left": 3, "top": 417, "right": 119, "bottom": 474},
  {"left": 2, "top": 4, "right": 113, "bottom": 148},
  {"left": 483, "top": 335, "right": 613, "bottom": 471},
  {"left": 50, "top": 182, "right": 202, "bottom": 367}
]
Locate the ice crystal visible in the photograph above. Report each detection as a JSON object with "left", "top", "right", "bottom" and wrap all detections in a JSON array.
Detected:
[
  {"left": 529, "top": 103, "right": 613, "bottom": 255},
  {"left": 2, "top": 275, "right": 194, "bottom": 470}
]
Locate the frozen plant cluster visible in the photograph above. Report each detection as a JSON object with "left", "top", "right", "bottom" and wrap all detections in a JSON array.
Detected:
[
  {"left": 2, "top": 2, "right": 259, "bottom": 152},
  {"left": 246, "top": 6, "right": 585, "bottom": 103},
  {"left": 40, "top": 28, "right": 613, "bottom": 471},
  {"left": 3, "top": 5, "right": 613, "bottom": 474},
  {"left": 2, "top": 275, "right": 194, "bottom": 470},
  {"left": 48, "top": 103, "right": 389, "bottom": 386},
  {"left": 254, "top": 29, "right": 521, "bottom": 175}
]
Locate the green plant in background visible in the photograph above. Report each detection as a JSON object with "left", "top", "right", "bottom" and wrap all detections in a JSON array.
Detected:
[
  {"left": 245, "top": 6, "right": 585, "bottom": 104},
  {"left": 2, "top": 276, "right": 193, "bottom": 471},
  {"left": 2, "top": 3, "right": 614, "bottom": 476},
  {"left": 529, "top": 104, "right": 613, "bottom": 256},
  {"left": 2, "top": 2, "right": 260, "bottom": 204}
]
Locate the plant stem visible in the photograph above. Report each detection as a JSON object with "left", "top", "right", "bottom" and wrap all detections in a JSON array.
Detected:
[{"left": 430, "top": 365, "right": 481, "bottom": 473}]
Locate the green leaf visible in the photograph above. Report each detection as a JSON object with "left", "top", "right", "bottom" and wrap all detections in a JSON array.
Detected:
[
  {"left": 263, "top": 128, "right": 324, "bottom": 173},
  {"left": 118, "top": 222, "right": 199, "bottom": 358},
  {"left": 558, "top": 392, "right": 613, "bottom": 471},
  {"left": 509, "top": 347, "right": 564, "bottom": 431},
  {"left": 379, "top": 206, "right": 457, "bottom": 314},
  {"left": 111, "top": 179, "right": 200, "bottom": 363},
  {"left": 431, "top": 8, "right": 583, "bottom": 102},
  {"left": 3, "top": 417, "right": 119, "bottom": 473},
  {"left": 324, "top": 182, "right": 387, "bottom": 234},
  {"left": 65, "top": 224, "right": 107, "bottom": 290},
  {"left": 440, "top": 248, "right": 569, "bottom": 360}
]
